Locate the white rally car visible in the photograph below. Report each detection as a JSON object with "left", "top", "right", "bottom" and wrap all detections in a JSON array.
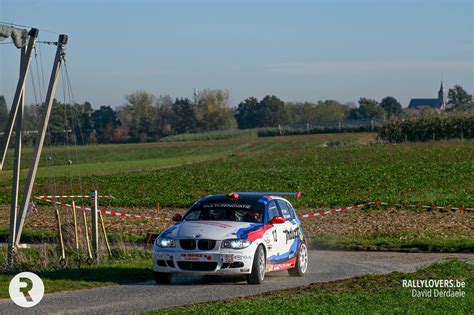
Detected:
[{"left": 153, "top": 192, "right": 308, "bottom": 284}]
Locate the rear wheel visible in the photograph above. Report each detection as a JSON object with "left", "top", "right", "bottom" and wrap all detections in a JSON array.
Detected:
[
  {"left": 247, "top": 245, "right": 266, "bottom": 284},
  {"left": 154, "top": 272, "right": 171, "bottom": 284},
  {"left": 288, "top": 242, "right": 308, "bottom": 277}
]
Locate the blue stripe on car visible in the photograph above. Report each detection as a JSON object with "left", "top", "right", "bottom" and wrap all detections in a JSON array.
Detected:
[
  {"left": 267, "top": 238, "right": 300, "bottom": 264},
  {"left": 160, "top": 222, "right": 183, "bottom": 238},
  {"left": 236, "top": 223, "right": 263, "bottom": 239}
]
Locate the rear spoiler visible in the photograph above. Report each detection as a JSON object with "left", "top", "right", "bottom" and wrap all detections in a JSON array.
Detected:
[{"left": 234, "top": 192, "right": 301, "bottom": 200}]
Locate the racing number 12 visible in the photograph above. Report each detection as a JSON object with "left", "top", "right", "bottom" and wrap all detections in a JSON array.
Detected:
[{"left": 272, "top": 230, "right": 277, "bottom": 242}]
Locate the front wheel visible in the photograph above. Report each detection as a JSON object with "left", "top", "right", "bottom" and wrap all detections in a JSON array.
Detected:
[
  {"left": 154, "top": 272, "right": 171, "bottom": 284},
  {"left": 288, "top": 242, "right": 308, "bottom": 277},
  {"left": 247, "top": 245, "right": 266, "bottom": 284}
]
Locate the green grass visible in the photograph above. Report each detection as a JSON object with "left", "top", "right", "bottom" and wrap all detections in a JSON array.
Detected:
[
  {"left": 0, "top": 228, "right": 146, "bottom": 245},
  {"left": 149, "top": 259, "right": 473, "bottom": 314},
  {"left": 0, "top": 249, "right": 152, "bottom": 299},
  {"left": 0, "top": 134, "right": 473, "bottom": 208},
  {"left": 0, "top": 227, "right": 56, "bottom": 243},
  {"left": 160, "top": 129, "right": 258, "bottom": 142},
  {"left": 312, "top": 233, "right": 474, "bottom": 252}
]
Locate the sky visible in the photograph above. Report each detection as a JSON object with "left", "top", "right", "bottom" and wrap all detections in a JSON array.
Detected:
[{"left": 0, "top": 0, "right": 472, "bottom": 108}]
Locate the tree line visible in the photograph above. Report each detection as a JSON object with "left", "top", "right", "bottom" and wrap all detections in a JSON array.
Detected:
[{"left": 0, "top": 85, "right": 472, "bottom": 145}]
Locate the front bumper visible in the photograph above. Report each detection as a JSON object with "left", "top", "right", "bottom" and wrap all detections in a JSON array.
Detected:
[{"left": 153, "top": 249, "right": 255, "bottom": 275}]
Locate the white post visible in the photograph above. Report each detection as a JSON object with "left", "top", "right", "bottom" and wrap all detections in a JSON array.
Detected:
[{"left": 91, "top": 190, "right": 99, "bottom": 262}]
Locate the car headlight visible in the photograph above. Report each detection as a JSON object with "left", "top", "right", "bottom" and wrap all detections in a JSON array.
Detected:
[
  {"left": 156, "top": 237, "right": 176, "bottom": 248},
  {"left": 222, "top": 239, "right": 252, "bottom": 249}
]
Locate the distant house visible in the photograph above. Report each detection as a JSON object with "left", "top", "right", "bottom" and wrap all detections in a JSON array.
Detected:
[{"left": 408, "top": 82, "right": 448, "bottom": 111}]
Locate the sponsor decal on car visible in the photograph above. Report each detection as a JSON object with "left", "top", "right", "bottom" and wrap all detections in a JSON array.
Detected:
[
  {"left": 221, "top": 254, "right": 234, "bottom": 263},
  {"left": 180, "top": 253, "right": 214, "bottom": 261},
  {"left": 190, "top": 221, "right": 233, "bottom": 228},
  {"left": 283, "top": 227, "right": 300, "bottom": 244},
  {"left": 203, "top": 203, "right": 252, "bottom": 209},
  {"left": 266, "top": 258, "right": 297, "bottom": 272},
  {"left": 234, "top": 255, "right": 252, "bottom": 260}
]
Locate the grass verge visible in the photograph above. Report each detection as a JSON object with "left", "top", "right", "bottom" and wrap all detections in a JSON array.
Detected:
[
  {"left": 312, "top": 233, "right": 474, "bottom": 253},
  {"left": 149, "top": 259, "right": 473, "bottom": 314},
  {"left": 0, "top": 248, "right": 152, "bottom": 299}
]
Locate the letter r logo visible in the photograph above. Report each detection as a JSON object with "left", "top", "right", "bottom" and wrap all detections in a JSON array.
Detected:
[
  {"left": 19, "top": 277, "right": 34, "bottom": 302},
  {"left": 9, "top": 272, "right": 44, "bottom": 308}
]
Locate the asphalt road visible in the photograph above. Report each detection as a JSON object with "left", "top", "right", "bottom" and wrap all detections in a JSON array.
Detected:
[{"left": 1, "top": 250, "right": 472, "bottom": 314}]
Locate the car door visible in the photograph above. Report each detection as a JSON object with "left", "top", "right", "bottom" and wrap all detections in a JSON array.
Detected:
[
  {"left": 264, "top": 200, "right": 286, "bottom": 264},
  {"left": 275, "top": 199, "right": 300, "bottom": 262}
]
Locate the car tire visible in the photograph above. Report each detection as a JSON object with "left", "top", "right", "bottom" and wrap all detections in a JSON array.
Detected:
[
  {"left": 288, "top": 242, "right": 308, "bottom": 277},
  {"left": 154, "top": 272, "right": 171, "bottom": 284},
  {"left": 247, "top": 245, "right": 266, "bottom": 284}
]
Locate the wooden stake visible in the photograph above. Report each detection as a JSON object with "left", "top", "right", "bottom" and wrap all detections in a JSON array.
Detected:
[
  {"left": 72, "top": 200, "right": 79, "bottom": 250},
  {"left": 83, "top": 209, "right": 93, "bottom": 262},
  {"left": 55, "top": 206, "right": 66, "bottom": 266},
  {"left": 99, "top": 211, "right": 112, "bottom": 257}
]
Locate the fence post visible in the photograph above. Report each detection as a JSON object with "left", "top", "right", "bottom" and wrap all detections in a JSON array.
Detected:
[{"left": 90, "top": 190, "right": 99, "bottom": 262}]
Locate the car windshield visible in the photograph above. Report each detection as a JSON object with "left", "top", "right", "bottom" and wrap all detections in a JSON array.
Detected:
[{"left": 184, "top": 201, "right": 264, "bottom": 223}]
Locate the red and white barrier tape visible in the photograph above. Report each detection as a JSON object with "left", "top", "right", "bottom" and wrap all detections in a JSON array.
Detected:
[
  {"left": 32, "top": 196, "right": 171, "bottom": 221},
  {"left": 297, "top": 203, "right": 367, "bottom": 219},
  {"left": 297, "top": 201, "right": 473, "bottom": 219},
  {"left": 35, "top": 195, "right": 114, "bottom": 199},
  {"left": 371, "top": 201, "right": 473, "bottom": 212},
  {"left": 33, "top": 196, "right": 473, "bottom": 222}
]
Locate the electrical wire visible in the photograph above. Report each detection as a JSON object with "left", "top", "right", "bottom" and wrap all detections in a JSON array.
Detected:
[{"left": 0, "top": 21, "right": 60, "bottom": 34}]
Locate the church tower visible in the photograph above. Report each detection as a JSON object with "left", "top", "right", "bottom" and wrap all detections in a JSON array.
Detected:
[{"left": 438, "top": 81, "right": 448, "bottom": 110}]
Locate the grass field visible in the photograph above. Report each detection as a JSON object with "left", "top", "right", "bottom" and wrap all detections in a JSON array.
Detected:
[
  {"left": 0, "top": 133, "right": 472, "bottom": 208},
  {"left": 149, "top": 259, "right": 473, "bottom": 314},
  {"left": 0, "top": 133, "right": 473, "bottom": 252}
]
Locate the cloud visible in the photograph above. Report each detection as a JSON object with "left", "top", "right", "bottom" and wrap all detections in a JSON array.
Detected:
[{"left": 266, "top": 60, "right": 473, "bottom": 74}]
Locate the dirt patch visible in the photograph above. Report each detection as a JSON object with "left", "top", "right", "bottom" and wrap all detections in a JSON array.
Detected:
[
  {"left": 1, "top": 205, "right": 472, "bottom": 241},
  {"left": 300, "top": 207, "right": 473, "bottom": 240}
]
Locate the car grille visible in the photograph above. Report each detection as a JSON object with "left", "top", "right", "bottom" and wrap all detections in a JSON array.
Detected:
[
  {"left": 177, "top": 261, "right": 218, "bottom": 271},
  {"left": 180, "top": 239, "right": 196, "bottom": 250},
  {"left": 179, "top": 239, "right": 216, "bottom": 250},
  {"left": 198, "top": 239, "right": 216, "bottom": 250}
]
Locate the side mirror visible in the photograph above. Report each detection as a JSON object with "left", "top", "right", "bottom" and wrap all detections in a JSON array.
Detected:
[
  {"left": 172, "top": 213, "right": 183, "bottom": 222},
  {"left": 270, "top": 216, "right": 285, "bottom": 224}
]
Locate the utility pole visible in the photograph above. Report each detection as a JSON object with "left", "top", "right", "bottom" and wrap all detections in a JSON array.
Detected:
[
  {"left": 2, "top": 27, "right": 38, "bottom": 266},
  {"left": 15, "top": 34, "right": 68, "bottom": 247}
]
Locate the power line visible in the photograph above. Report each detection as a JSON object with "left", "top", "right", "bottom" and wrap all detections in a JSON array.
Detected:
[{"left": 0, "top": 21, "right": 60, "bottom": 34}]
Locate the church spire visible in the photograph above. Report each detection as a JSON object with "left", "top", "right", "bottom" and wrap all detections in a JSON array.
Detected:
[{"left": 438, "top": 81, "right": 447, "bottom": 110}]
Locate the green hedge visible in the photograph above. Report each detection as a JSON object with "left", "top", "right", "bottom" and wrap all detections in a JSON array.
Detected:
[
  {"left": 257, "top": 125, "right": 377, "bottom": 137},
  {"left": 378, "top": 112, "right": 474, "bottom": 142}
]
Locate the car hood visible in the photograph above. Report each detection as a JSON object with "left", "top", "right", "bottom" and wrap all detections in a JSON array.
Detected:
[{"left": 160, "top": 221, "right": 263, "bottom": 240}]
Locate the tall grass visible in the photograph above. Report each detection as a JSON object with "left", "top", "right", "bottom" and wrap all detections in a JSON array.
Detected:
[
  {"left": 160, "top": 129, "right": 257, "bottom": 142},
  {"left": 379, "top": 111, "right": 474, "bottom": 142}
]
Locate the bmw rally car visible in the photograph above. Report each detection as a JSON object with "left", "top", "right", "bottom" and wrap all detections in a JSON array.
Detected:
[{"left": 153, "top": 192, "right": 308, "bottom": 284}]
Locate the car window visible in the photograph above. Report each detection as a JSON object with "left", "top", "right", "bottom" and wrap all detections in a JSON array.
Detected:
[
  {"left": 276, "top": 200, "right": 294, "bottom": 220},
  {"left": 267, "top": 200, "right": 282, "bottom": 222},
  {"left": 184, "top": 200, "right": 264, "bottom": 223}
]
